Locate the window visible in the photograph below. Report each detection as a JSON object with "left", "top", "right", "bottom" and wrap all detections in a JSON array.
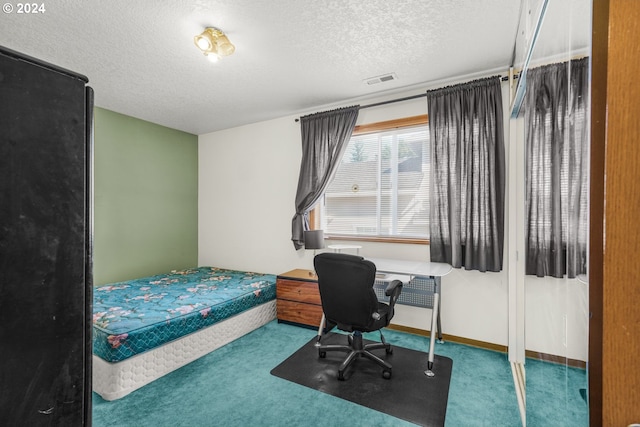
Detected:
[{"left": 320, "top": 115, "right": 429, "bottom": 242}]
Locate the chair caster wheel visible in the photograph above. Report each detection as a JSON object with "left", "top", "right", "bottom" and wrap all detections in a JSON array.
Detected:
[
  {"left": 382, "top": 370, "right": 392, "bottom": 379},
  {"left": 319, "top": 351, "right": 326, "bottom": 358},
  {"left": 338, "top": 371, "right": 345, "bottom": 381},
  {"left": 386, "top": 347, "right": 393, "bottom": 355}
]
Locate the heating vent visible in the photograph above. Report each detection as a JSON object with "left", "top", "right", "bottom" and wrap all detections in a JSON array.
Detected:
[{"left": 363, "top": 73, "right": 398, "bottom": 85}]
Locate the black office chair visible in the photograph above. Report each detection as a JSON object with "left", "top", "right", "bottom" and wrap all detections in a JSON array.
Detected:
[{"left": 314, "top": 252, "right": 403, "bottom": 380}]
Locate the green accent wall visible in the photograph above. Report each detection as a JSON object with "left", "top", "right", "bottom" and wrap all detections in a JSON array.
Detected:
[{"left": 93, "top": 108, "right": 198, "bottom": 285}]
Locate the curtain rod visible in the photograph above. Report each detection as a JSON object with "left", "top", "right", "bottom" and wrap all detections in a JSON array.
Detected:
[
  {"left": 358, "top": 92, "right": 429, "bottom": 110},
  {"left": 294, "top": 74, "right": 518, "bottom": 122},
  {"left": 294, "top": 93, "right": 428, "bottom": 122}
]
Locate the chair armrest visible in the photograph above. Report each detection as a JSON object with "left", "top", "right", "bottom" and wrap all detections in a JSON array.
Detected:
[{"left": 384, "top": 279, "right": 403, "bottom": 309}]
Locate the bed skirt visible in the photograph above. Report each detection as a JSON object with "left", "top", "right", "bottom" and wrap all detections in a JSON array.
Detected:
[{"left": 93, "top": 300, "right": 276, "bottom": 401}]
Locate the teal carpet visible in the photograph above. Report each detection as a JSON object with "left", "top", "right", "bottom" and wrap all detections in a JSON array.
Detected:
[
  {"left": 92, "top": 321, "right": 588, "bottom": 426},
  {"left": 526, "top": 358, "right": 589, "bottom": 427}
]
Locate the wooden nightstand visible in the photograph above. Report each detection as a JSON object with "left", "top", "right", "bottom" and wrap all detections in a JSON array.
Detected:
[{"left": 276, "top": 269, "right": 323, "bottom": 328}]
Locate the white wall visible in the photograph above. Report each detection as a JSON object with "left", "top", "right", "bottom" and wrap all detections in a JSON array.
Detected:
[
  {"left": 525, "top": 276, "right": 589, "bottom": 361},
  {"left": 198, "top": 83, "right": 588, "bottom": 360},
  {"left": 198, "top": 115, "right": 301, "bottom": 275}
]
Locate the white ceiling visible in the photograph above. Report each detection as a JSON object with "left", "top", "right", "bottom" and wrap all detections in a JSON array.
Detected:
[{"left": 0, "top": 1, "right": 589, "bottom": 135}]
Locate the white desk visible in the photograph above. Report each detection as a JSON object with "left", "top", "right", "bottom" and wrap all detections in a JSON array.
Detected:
[
  {"left": 369, "top": 258, "right": 452, "bottom": 377},
  {"left": 368, "top": 258, "right": 453, "bottom": 279},
  {"left": 316, "top": 257, "right": 452, "bottom": 377}
]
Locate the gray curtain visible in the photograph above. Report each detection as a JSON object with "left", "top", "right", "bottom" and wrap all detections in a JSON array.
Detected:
[
  {"left": 291, "top": 106, "right": 359, "bottom": 249},
  {"left": 427, "top": 77, "right": 505, "bottom": 272},
  {"left": 524, "top": 58, "right": 589, "bottom": 278}
]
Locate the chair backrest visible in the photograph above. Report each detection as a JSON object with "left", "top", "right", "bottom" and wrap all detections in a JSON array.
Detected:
[{"left": 314, "top": 252, "right": 380, "bottom": 332}]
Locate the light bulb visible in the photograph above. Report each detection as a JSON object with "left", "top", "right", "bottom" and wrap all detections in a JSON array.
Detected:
[
  {"left": 196, "top": 37, "right": 211, "bottom": 51},
  {"left": 207, "top": 54, "right": 219, "bottom": 63}
]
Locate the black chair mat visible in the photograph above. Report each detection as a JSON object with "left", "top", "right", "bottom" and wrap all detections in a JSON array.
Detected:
[{"left": 270, "top": 332, "right": 453, "bottom": 427}]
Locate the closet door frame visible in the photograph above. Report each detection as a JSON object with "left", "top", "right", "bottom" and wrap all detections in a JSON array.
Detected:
[{"left": 589, "top": 0, "right": 640, "bottom": 425}]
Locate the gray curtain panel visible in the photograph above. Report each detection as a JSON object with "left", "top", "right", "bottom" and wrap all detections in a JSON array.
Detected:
[
  {"left": 524, "top": 57, "right": 589, "bottom": 278},
  {"left": 427, "top": 77, "right": 505, "bottom": 272},
  {"left": 291, "top": 106, "right": 359, "bottom": 250}
]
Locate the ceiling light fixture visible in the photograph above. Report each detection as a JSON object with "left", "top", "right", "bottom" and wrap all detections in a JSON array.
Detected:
[{"left": 194, "top": 27, "right": 235, "bottom": 62}]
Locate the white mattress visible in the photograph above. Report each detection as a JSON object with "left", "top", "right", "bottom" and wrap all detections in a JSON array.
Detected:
[{"left": 93, "top": 300, "right": 277, "bottom": 401}]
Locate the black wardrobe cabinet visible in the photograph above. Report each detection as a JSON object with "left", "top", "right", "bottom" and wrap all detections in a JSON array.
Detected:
[{"left": 0, "top": 46, "right": 93, "bottom": 426}]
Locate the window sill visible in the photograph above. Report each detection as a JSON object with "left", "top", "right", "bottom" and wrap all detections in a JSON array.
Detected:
[{"left": 325, "top": 235, "right": 429, "bottom": 245}]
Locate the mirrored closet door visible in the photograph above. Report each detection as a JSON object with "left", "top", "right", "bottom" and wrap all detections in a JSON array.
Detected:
[{"left": 510, "top": 0, "right": 592, "bottom": 425}]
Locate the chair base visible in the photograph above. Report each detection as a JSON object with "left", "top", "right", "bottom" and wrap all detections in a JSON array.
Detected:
[{"left": 318, "top": 331, "right": 393, "bottom": 380}]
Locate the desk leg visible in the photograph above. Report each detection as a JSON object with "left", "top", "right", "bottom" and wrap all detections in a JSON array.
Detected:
[
  {"left": 437, "top": 291, "right": 444, "bottom": 343},
  {"left": 438, "top": 301, "right": 444, "bottom": 344},
  {"left": 425, "top": 277, "right": 441, "bottom": 377},
  {"left": 315, "top": 313, "right": 326, "bottom": 347}
]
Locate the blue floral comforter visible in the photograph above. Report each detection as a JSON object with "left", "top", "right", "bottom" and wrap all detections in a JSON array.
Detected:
[{"left": 93, "top": 267, "right": 276, "bottom": 362}]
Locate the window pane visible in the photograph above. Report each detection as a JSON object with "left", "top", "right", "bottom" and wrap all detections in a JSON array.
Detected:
[{"left": 323, "top": 125, "right": 430, "bottom": 239}]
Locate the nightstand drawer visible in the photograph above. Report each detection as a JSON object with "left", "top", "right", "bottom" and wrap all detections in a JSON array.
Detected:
[
  {"left": 276, "top": 299, "right": 324, "bottom": 327},
  {"left": 276, "top": 279, "right": 322, "bottom": 305}
]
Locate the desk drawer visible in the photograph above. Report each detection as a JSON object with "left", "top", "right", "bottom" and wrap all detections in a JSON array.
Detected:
[
  {"left": 276, "top": 299, "right": 323, "bottom": 327},
  {"left": 276, "top": 279, "right": 321, "bottom": 305}
]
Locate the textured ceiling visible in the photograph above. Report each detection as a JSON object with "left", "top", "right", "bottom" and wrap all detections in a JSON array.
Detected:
[{"left": 0, "top": 0, "right": 589, "bottom": 135}]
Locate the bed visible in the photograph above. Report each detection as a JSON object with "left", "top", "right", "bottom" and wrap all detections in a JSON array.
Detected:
[{"left": 92, "top": 266, "right": 277, "bottom": 401}]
